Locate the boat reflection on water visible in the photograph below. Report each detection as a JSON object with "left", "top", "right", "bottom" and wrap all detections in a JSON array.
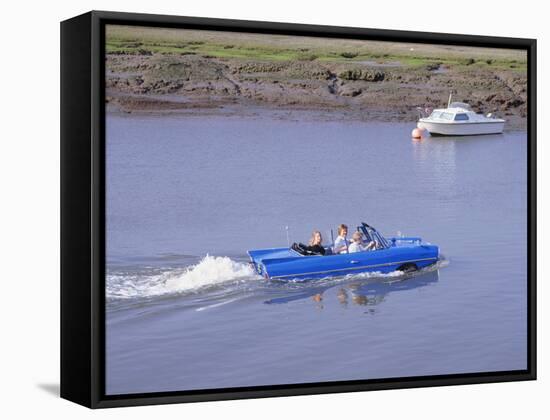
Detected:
[{"left": 263, "top": 268, "right": 440, "bottom": 311}]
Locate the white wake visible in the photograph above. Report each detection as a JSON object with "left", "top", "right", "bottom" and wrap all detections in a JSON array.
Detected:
[{"left": 107, "top": 255, "right": 259, "bottom": 300}]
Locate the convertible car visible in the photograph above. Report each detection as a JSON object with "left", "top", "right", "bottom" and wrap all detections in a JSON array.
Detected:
[{"left": 248, "top": 222, "right": 440, "bottom": 281}]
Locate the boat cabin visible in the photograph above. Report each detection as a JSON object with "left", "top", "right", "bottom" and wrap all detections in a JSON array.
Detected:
[{"left": 428, "top": 102, "right": 476, "bottom": 122}]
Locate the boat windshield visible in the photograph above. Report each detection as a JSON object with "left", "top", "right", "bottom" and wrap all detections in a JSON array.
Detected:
[
  {"left": 454, "top": 113, "right": 469, "bottom": 121},
  {"left": 440, "top": 112, "right": 454, "bottom": 120},
  {"left": 450, "top": 101, "right": 472, "bottom": 110},
  {"left": 429, "top": 110, "right": 442, "bottom": 119}
]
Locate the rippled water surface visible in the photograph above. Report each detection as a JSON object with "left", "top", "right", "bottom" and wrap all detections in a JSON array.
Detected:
[{"left": 106, "top": 113, "right": 527, "bottom": 395}]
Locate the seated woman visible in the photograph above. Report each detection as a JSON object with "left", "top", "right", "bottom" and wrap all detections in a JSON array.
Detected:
[
  {"left": 305, "top": 230, "right": 326, "bottom": 255},
  {"left": 348, "top": 231, "right": 376, "bottom": 253},
  {"left": 292, "top": 230, "right": 326, "bottom": 256}
]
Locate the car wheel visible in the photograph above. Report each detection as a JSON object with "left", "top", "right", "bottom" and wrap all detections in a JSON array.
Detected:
[{"left": 397, "top": 263, "right": 418, "bottom": 273}]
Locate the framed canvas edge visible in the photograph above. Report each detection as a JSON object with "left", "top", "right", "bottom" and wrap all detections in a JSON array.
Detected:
[
  {"left": 60, "top": 10, "right": 537, "bottom": 409},
  {"left": 93, "top": 371, "right": 535, "bottom": 409}
]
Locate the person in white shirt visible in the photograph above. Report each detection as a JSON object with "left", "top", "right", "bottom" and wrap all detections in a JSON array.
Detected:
[
  {"left": 348, "top": 231, "right": 376, "bottom": 253},
  {"left": 333, "top": 224, "right": 349, "bottom": 254}
]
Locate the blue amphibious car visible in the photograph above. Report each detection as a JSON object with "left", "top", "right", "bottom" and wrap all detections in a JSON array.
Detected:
[{"left": 248, "top": 222, "right": 439, "bottom": 281}]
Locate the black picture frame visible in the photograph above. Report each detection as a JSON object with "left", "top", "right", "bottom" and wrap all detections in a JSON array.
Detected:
[{"left": 60, "top": 10, "right": 537, "bottom": 409}]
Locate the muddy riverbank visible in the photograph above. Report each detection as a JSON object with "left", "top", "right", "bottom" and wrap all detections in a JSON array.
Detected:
[{"left": 106, "top": 25, "right": 528, "bottom": 130}]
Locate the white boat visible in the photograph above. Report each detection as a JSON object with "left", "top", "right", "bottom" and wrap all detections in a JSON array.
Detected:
[{"left": 417, "top": 94, "right": 505, "bottom": 136}]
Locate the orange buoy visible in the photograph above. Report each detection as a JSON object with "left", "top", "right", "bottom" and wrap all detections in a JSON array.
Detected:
[{"left": 411, "top": 128, "right": 423, "bottom": 139}]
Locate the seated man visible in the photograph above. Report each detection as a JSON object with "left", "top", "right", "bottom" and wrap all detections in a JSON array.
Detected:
[
  {"left": 348, "top": 231, "right": 376, "bottom": 253},
  {"left": 333, "top": 224, "right": 349, "bottom": 254}
]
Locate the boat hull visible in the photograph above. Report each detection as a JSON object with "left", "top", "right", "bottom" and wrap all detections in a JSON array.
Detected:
[
  {"left": 248, "top": 244, "right": 439, "bottom": 281},
  {"left": 417, "top": 120, "right": 505, "bottom": 136}
]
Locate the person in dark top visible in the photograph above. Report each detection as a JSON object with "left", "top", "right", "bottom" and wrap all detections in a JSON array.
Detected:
[
  {"left": 290, "top": 230, "right": 327, "bottom": 256},
  {"left": 304, "top": 230, "right": 326, "bottom": 255}
]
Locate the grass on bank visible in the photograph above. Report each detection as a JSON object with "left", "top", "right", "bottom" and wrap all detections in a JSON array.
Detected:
[{"left": 106, "top": 25, "right": 527, "bottom": 71}]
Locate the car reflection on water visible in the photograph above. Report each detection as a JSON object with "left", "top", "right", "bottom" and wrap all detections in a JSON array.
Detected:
[{"left": 263, "top": 268, "right": 440, "bottom": 311}]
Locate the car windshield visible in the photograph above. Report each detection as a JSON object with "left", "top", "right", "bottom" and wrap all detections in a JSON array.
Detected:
[{"left": 359, "top": 223, "right": 390, "bottom": 249}]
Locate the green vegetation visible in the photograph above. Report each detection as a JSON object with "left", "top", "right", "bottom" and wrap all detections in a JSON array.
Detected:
[
  {"left": 340, "top": 52, "right": 359, "bottom": 59},
  {"left": 106, "top": 25, "right": 526, "bottom": 71},
  {"left": 338, "top": 69, "right": 385, "bottom": 81}
]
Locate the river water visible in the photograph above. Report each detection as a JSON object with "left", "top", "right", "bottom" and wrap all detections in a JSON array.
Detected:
[{"left": 105, "top": 111, "right": 527, "bottom": 395}]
